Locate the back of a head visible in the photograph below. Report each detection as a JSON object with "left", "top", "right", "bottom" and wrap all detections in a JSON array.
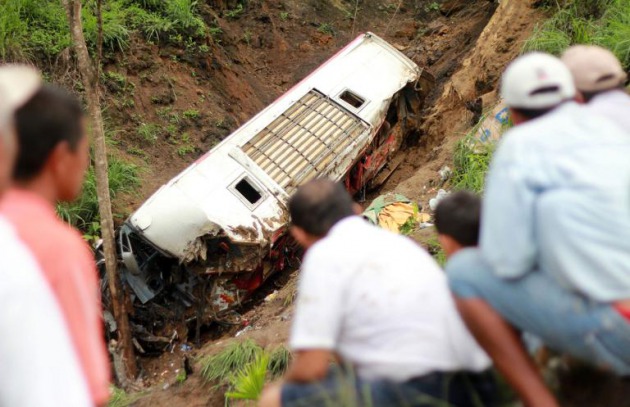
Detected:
[
  {"left": 289, "top": 178, "right": 355, "bottom": 237},
  {"left": 561, "top": 45, "right": 627, "bottom": 97},
  {"left": 434, "top": 191, "right": 480, "bottom": 247},
  {"left": 14, "top": 84, "right": 84, "bottom": 182},
  {"left": 501, "top": 52, "right": 576, "bottom": 116}
]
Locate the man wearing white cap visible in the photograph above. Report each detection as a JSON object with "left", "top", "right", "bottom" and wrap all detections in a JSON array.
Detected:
[
  {"left": 562, "top": 44, "right": 630, "bottom": 131},
  {"left": 446, "top": 53, "right": 630, "bottom": 407},
  {"left": 0, "top": 65, "right": 91, "bottom": 406}
]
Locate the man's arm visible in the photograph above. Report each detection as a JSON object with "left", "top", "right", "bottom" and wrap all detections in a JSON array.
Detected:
[
  {"left": 481, "top": 139, "right": 541, "bottom": 278},
  {"left": 284, "top": 349, "right": 333, "bottom": 383}
]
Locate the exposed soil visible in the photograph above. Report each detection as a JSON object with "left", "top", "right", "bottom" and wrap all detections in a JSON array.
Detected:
[{"left": 104, "top": 0, "right": 547, "bottom": 405}]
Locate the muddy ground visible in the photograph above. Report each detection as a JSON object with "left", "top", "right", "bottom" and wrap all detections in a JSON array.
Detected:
[{"left": 108, "top": 0, "right": 548, "bottom": 405}]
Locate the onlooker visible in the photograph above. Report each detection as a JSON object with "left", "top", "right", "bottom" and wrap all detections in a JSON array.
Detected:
[
  {"left": 260, "top": 179, "right": 495, "bottom": 407},
  {"left": 434, "top": 190, "right": 481, "bottom": 257},
  {"left": 1, "top": 84, "right": 110, "bottom": 405},
  {"left": 561, "top": 45, "right": 630, "bottom": 131},
  {"left": 0, "top": 65, "right": 91, "bottom": 406},
  {"left": 446, "top": 52, "right": 630, "bottom": 407}
]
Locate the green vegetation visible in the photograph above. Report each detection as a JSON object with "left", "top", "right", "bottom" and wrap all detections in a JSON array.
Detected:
[
  {"left": 279, "top": 11, "right": 289, "bottom": 21},
  {"left": 225, "top": 353, "right": 269, "bottom": 402},
  {"left": 399, "top": 203, "right": 420, "bottom": 235},
  {"left": 108, "top": 386, "right": 144, "bottom": 407},
  {"left": 177, "top": 144, "right": 196, "bottom": 156},
  {"left": 137, "top": 122, "right": 160, "bottom": 144},
  {"left": 225, "top": 3, "right": 245, "bottom": 20},
  {"left": 427, "top": 236, "right": 447, "bottom": 267},
  {"left": 523, "top": 0, "right": 630, "bottom": 69},
  {"left": 0, "top": 0, "right": 208, "bottom": 62},
  {"left": 317, "top": 23, "right": 335, "bottom": 36},
  {"left": 57, "top": 157, "right": 140, "bottom": 233},
  {"left": 200, "top": 340, "right": 292, "bottom": 403},
  {"left": 451, "top": 135, "right": 495, "bottom": 194},
  {"left": 183, "top": 108, "right": 201, "bottom": 120}
]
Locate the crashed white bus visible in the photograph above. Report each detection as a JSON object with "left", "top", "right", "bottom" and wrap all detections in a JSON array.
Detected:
[{"left": 110, "top": 32, "right": 433, "bottom": 348}]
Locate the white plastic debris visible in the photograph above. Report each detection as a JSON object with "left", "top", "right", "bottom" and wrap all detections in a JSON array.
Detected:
[
  {"left": 429, "top": 189, "right": 450, "bottom": 211},
  {"left": 438, "top": 166, "right": 452, "bottom": 182}
]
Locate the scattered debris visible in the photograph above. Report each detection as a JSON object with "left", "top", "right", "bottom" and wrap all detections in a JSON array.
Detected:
[
  {"left": 429, "top": 189, "right": 451, "bottom": 211},
  {"left": 439, "top": 165, "right": 452, "bottom": 182}
]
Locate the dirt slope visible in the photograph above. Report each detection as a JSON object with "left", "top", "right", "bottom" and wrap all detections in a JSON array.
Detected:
[{"left": 125, "top": 1, "right": 545, "bottom": 405}]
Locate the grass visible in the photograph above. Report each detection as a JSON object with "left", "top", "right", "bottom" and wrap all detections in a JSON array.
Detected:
[
  {"left": 200, "top": 340, "right": 293, "bottom": 403},
  {"left": 317, "top": 23, "right": 335, "bottom": 36},
  {"left": 183, "top": 108, "right": 200, "bottom": 120},
  {"left": 200, "top": 340, "right": 264, "bottom": 385},
  {"left": 522, "top": 0, "right": 630, "bottom": 69},
  {"left": 137, "top": 122, "right": 160, "bottom": 144},
  {"left": 0, "top": 0, "right": 208, "bottom": 62},
  {"left": 225, "top": 352, "right": 269, "bottom": 402}
]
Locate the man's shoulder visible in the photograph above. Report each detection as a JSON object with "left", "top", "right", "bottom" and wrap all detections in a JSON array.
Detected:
[{"left": 0, "top": 217, "right": 45, "bottom": 287}]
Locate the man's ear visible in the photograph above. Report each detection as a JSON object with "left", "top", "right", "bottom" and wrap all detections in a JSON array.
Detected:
[
  {"left": 437, "top": 234, "right": 462, "bottom": 259},
  {"left": 46, "top": 140, "right": 70, "bottom": 176},
  {"left": 353, "top": 203, "right": 363, "bottom": 215},
  {"left": 290, "top": 225, "right": 312, "bottom": 249}
]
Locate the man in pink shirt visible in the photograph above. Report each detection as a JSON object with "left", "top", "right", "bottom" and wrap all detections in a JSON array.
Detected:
[{"left": 1, "top": 84, "right": 111, "bottom": 405}]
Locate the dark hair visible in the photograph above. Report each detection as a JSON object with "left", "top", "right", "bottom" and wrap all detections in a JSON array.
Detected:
[
  {"left": 511, "top": 106, "right": 555, "bottom": 120},
  {"left": 434, "top": 191, "right": 481, "bottom": 247},
  {"left": 13, "top": 84, "right": 84, "bottom": 181},
  {"left": 288, "top": 178, "right": 355, "bottom": 237}
]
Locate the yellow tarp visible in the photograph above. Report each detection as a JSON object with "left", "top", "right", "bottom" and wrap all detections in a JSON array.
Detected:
[{"left": 377, "top": 202, "right": 430, "bottom": 233}]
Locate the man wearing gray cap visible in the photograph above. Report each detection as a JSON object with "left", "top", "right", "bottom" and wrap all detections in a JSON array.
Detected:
[
  {"left": 562, "top": 44, "right": 630, "bottom": 131},
  {"left": 446, "top": 52, "right": 630, "bottom": 407},
  {"left": 0, "top": 65, "right": 91, "bottom": 406}
]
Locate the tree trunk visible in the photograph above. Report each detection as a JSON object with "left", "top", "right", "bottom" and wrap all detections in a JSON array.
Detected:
[{"left": 62, "top": 0, "right": 137, "bottom": 384}]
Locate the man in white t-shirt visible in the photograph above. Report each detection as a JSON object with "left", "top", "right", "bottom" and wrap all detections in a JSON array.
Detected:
[
  {"left": 0, "top": 65, "right": 91, "bottom": 407},
  {"left": 260, "top": 179, "right": 494, "bottom": 407}
]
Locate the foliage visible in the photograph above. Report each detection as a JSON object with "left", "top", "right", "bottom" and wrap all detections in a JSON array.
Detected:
[
  {"left": 0, "top": 0, "right": 208, "bottom": 62},
  {"left": 268, "top": 345, "right": 292, "bottom": 379},
  {"left": 279, "top": 11, "right": 289, "bottom": 21},
  {"left": 426, "top": 236, "right": 447, "bottom": 267},
  {"left": 451, "top": 136, "right": 494, "bottom": 194},
  {"left": 523, "top": 0, "right": 630, "bottom": 69},
  {"left": 225, "top": 352, "right": 269, "bottom": 401},
  {"left": 398, "top": 203, "right": 420, "bottom": 235},
  {"left": 137, "top": 122, "right": 160, "bottom": 144},
  {"left": 57, "top": 157, "right": 140, "bottom": 233},
  {"left": 177, "top": 144, "right": 196, "bottom": 156},
  {"left": 225, "top": 3, "right": 245, "bottom": 20},
  {"left": 199, "top": 340, "right": 293, "bottom": 404},
  {"left": 317, "top": 23, "right": 335, "bottom": 36},
  {"left": 200, "top": 340, "right": 264, "bottom": 384},
  {"left": 108, "top": 386, "right": 144, "bottom": 407},
  {"left": 183, "top": 108, "right": 200, "bottom": 120}
]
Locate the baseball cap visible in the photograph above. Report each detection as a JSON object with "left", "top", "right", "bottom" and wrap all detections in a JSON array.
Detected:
[
  {"left": 0, "top": 64, "right": 41, "bottom": 130},
  {"left": 561, "top": 45, "right": 627, "bottom": 92},
  {"left": 500, "top": 52, "right": 576, "bottom": 109}
]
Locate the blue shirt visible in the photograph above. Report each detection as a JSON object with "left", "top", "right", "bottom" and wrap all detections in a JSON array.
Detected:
[{"left": 481, "top": 102, "right": 630, "bottom": 302}]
